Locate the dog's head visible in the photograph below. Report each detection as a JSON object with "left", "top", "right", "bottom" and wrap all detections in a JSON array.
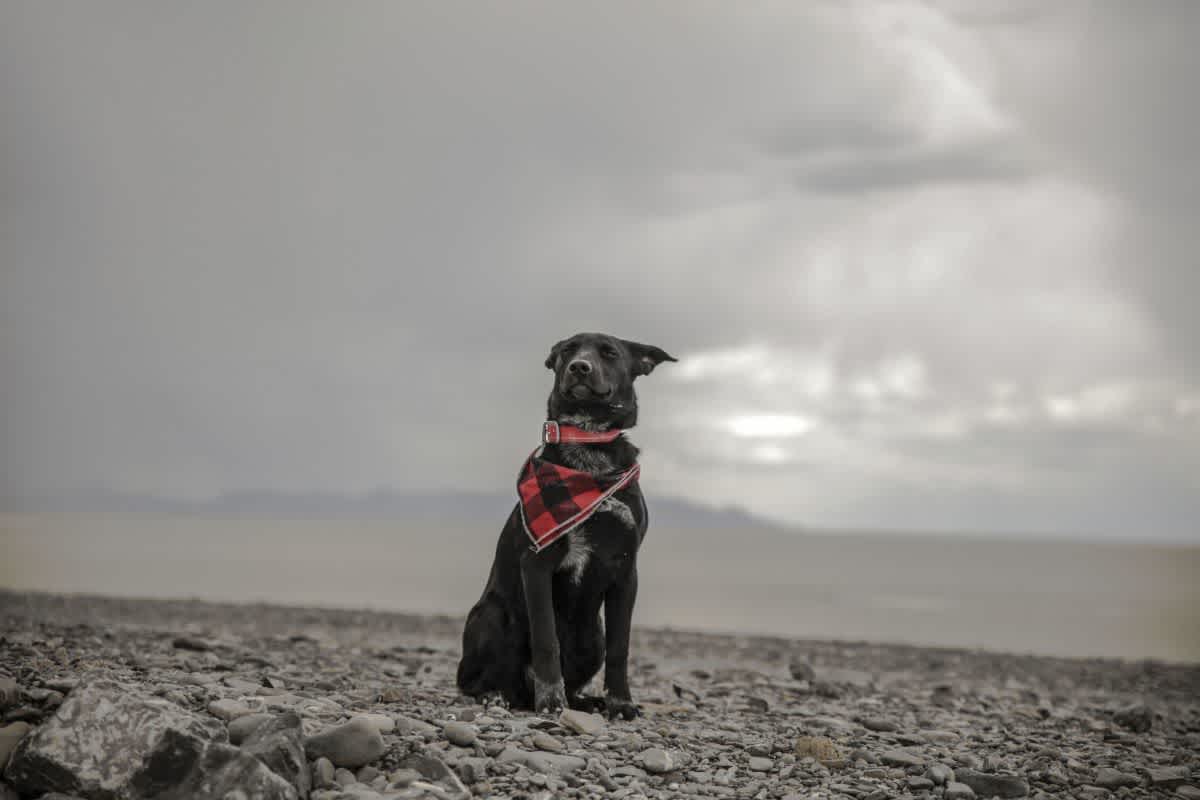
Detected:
[{"left": 544, "top": 332, "right": 676, "bottom": 429}]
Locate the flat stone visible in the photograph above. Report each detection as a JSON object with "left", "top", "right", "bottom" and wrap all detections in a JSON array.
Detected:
[
  {"left": 641, "top": 747, "right": 674, "bottom": 774},
  {"left": 880, "top": 749, "right": 925, "bottom": 768},
  {"left": 1147, "top": 767, "right": 1191, "bottom": 789},
  {"left": 496, "top": 747, "right": 586, "bottom": 775},
  {"left": 532, "top": 732, "right": 564, "bottom": 753},
  {"left": 861, "top": 717, "right": 898, "bottom": 732},
  {"left": 304, "top": 717, "right": 386, "bottom": 768},
  {"left": 443, "top": 721, "right": 477, "bottom": 747},
  {"left": 227, "top": 713, "right": 273, "bottom": 745},
  {"left": 955, "top": 768, "right": 1029, "bottom": 798},
  {"left": 207, "top": 698, "right": 254, "bottom": 722},
  {"left": 394, "top": 716, "right": 437, "bottom": 736},
  {"left": 355, "top": 713, "right": 395, "bottom": 734},
  {"left": 4, "top": 677, "right": 224, "bottom": 799},
  {"left": 241, "top": 711, "right": 309, "bottom": 798},
  {"left": 945, "top": 781, "right": 977, "bottom": 799},
  {"left": 748, "top": 756, "right": 773, "bottom": 772},
  {"left": 559, "top": 708, "right": 605, "bottom": 736},
  {"left": 1095, "top": 767, "right": 1140, "bottom": 789},
  {"left": 0, "top": 723, "right": 31, "bottom": 770},
  {"left": 908, "top": 776, "right": 935, "bottom": 790},
  {"left": 1175, "top": 786, "right": 1200, "bottom": 800}
]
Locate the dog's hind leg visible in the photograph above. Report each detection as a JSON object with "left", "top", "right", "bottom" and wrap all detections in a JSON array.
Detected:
[{"left": 456, "top": 595, "right": 529, "bottom": 707}]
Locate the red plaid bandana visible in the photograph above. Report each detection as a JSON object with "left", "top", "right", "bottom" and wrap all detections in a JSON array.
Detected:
[{"left": 518, "top": 422, "right": 640, "bottom": 552}]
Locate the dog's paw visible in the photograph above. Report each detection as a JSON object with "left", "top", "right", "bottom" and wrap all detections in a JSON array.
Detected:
[
  {"left": 567, "top": 694, "right": 608, "bottom": 714},
  {"left": 605, "top": 694, "right": 640, "bottom": 721},
  {"left": 479, "top": 692, "right": 509, "bottom": 710},
  {"left": 534, "top": 682, "right": 568, "bottom": 716}
]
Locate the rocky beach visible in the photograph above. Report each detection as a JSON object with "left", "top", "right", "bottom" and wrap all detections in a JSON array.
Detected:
[{"left": 0, "top": 591, "right": 1196, "bottom": 800}]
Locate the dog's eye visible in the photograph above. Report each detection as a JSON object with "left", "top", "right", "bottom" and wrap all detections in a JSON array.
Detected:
[{"left": 601, "top": 347, "right": 619, "bottom": 359}]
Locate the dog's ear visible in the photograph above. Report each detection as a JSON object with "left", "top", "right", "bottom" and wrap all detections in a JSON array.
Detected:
[
  {"left": 545, "top": 339, "right": 566, "bottom": 370},
  {"left": 624, "top": 340, "right": 678, "bottom": 377}
]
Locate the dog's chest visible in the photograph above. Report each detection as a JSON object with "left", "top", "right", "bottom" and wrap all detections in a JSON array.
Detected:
[{"left": 556, "top": 496, "right": 637, "bottom": 584}]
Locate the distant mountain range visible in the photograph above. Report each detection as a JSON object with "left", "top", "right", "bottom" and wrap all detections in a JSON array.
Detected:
[{"left": 2, "top": 488, "right": 787, "bottom": 530}]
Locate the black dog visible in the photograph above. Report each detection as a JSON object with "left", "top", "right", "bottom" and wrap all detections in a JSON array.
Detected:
[{"left": 456, "top": 332, "right": 675, "bottom": 718}]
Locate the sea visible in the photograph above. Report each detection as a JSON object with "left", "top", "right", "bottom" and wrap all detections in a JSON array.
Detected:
[{"left": 2, "top": 513, "right": 1197, "bottom": 663}]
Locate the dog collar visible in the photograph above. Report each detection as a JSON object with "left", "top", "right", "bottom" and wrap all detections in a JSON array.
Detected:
[{"left": 541, "top": 420, "right": 625, "bottom": 445}]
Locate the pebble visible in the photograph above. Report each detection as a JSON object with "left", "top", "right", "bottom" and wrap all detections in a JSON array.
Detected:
[
  {"left": 207, "top": 698, "right": 254, "bottom": 721},
  {"left": 1095, "top": 767, "right": 1140, "bottom": 788},
  {"left": 861, "top": 717, "right": 898, "bottom": 732},
  {"left": 0, "top": 678, "right": 20, "bottom": 711},
  {"left": 0, "top": 721, "right": 31, "bottom": 769},
  {"left": 532, "top": 732, "right": 564, "bottom": 753},
  {"left": 748, "top": 756, "right": 773, "bottom": 772},
  {"left": 908, "top": 776, "right": 935, "bottom": 790},
  {"left": 945, "top": 781, "right": 977, "bottom": 799},
  {"left": 312, "top": 757, "right": 335, "bottom": 789},
  {"left": 1148, "top": 766, "right": 1192, "bottom": 789},
  {"left": 1176, "top": 787, "right": 1200, "bottom": 800},
  {"left": 395, "top": 715, "right": 437, "bottom": 736},
  {"left": 226, "top": 713, "right": 273, "bottom": 745},
  {"left": 304, "top": 717, "right": 386, "bottom": 768},
  {"left": 641, "top": 747, "right": 674, "bottom": 774},
  {"left": 443, "top": 720, "right": 477, "bottom": 747},
  {"left": 955, "top": 768, "right": 1029, "bottom": 798},
  {"left": 559, "top": 708, "right": 605, "bottom": 735},
  {"left": 795, "top": 736, "right": 843, "bottom": 765},
  {"left": 928, "top": 763, "right": 956, "bottom": 785},
  {"left": 1113, "top": 703, "right": 1153, "bottom": 733},
  {"left": 356, "top": 713, "right": 395, "bottom": 734},
  {"left": 880, "top": 749, "right": 925, "bottom": 768}
]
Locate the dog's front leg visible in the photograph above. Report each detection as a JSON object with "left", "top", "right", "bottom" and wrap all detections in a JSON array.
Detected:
[
  {"left": 521, "top": 553, "right": 567, "bottom": 714},
  {"left": 603, "top": 565, "right": 640, "bottom": 719}
]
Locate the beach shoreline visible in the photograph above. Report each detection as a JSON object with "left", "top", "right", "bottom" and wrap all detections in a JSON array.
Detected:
[{"left": 1, "top": 590, "right": 1197, "bottom": 798}]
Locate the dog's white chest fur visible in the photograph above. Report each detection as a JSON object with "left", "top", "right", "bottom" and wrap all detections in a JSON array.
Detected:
[{"left": 555, "top": 497, "right": 636, "bottom": 584}]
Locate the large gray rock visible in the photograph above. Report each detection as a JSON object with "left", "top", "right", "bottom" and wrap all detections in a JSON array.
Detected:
[
  {"left": 3, "top": 678, "right": 224, "bottom": 799},
  {"left": 138, "top": 743, "right": 297, "bottom": 800},
  {"left": 240, "top": 712, "right": 309, "bottom": 798}
]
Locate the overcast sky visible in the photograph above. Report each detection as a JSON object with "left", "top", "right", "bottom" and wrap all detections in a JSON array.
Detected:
[{"left": 2, "top": 2, "right": 1197, "bottom": 541}]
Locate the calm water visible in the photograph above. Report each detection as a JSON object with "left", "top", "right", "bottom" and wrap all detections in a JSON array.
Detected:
[{"left": 2, "top": 513, "right": 1197, "bottom": 662}]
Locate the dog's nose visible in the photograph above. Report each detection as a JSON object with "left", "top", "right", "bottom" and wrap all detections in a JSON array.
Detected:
[{"left": 567, "top": 359, "right": 593, "bottom": 375}]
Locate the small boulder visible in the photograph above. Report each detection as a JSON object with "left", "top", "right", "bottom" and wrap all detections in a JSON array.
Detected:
[
  {"left": 305, "top": 717, "right": 386, "bottom": 768},
  {"left": 240, "top": 712, "right": 309, "bottom": 797}
]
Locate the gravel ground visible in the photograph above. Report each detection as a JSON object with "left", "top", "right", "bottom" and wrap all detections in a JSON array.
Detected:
[{"left": 0, "top": 591, "right": 1197, "bottom": 799}]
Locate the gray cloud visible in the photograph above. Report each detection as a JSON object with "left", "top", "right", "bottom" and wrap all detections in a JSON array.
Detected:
[{"left": 1, "top": 2, "right": 1197, "bottom": 540}]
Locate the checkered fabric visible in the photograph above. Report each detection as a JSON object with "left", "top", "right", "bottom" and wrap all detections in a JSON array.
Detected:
[{"left": 517, "top": 426, "right": 640, "bottom": 552}]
